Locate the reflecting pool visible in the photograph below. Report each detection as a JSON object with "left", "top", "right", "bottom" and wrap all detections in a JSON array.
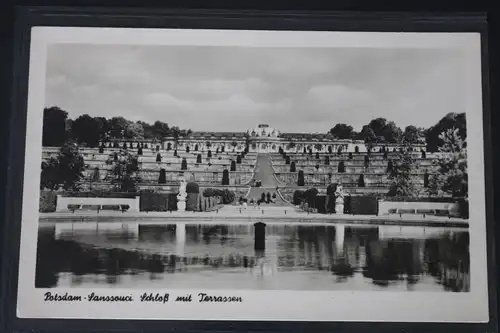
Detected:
[{"left": 35, "top": 222, "right": 470, "bottom": 292}]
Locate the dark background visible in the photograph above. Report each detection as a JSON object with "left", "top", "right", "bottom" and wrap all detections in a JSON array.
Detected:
[{"left": 0, "top": 2, "right": 498, "bottom": 333}]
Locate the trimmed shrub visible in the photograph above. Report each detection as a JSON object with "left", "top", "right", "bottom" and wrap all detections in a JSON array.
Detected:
[
  {"left": 158, "top": 169, "right": 167, "bottom": 184},
  {"left": 326, "top": 183, "right": 338, "bottom": 195},
  {"left": 123, "top": 142, "right": 127, "bottom": 149},
  {"left": 196, "top": 154, "right": 202, "bottom": 163},
  {"left": 364, "top": 155, "right": 370, "bottom": 168},
  {"left": 113, "top": 152, "right": 118, "bottom": 161},
  {"left": 328, "top": 146, "right": 333, "bottom": 154},
  {"left": 129, "top": 142, "right": 133, "bottom": 149},
  {"left": 292, "top": 190, "right": 304, "bottom": 206},
  {"left": 285, "top": 156, "right": 290, "bottom": 165},
  {"left": 358, "top": 174, "right": 365, "bottom": 187},
  {"left": 222, "top": 169, "right": 230, "bottom": 185},
  {"left": 186, "top": 182, "right": 199, "bottom": 194},
  {"left": 194, "top": 144, "right": 199, "bottom": 151},
  {"left": 181, "top": 158, "right": 188, "bottom": 170},
  {"left": 348, "top": 152, "right": 353, "bottom": 160},
  {"left": 421, "top": 150, "right": 427, "bottom": 159},
  {"left": 315, "top": 152, "right": 320, "bottom": 159},
  {"left": 297, "top": 170, "right": 305, "bottom": 186},
  {"left": 303, "top": 188, "right": 319, "bottom": 208},
  {"left": 186, "top": 193, "right": 199, "bottom": 211},
  {"left": 338, "top": 161, "right": 345, "bottom": 173},
  {"left": 138, "top": 147, "right": 143, "bottom": 155},
  {"left": 337, "top": 147, "right": 342, "bottom": 156},
  {"left": 155, "top": 145, "right": 160, "bottom": 152},
  {"left": 39, "top": 191, "right": 57, "bottom": 212},
  {"left": 424, "top": 172, "right": 429, "bottom": 187},
  {"left": 173, "top": 150, "right": 178, "bottom": 157},
  {"left": 207, "top": 150, "right": 212, "bottom": 158},
  {"left": 98, "top": 146, "right": 104, "bottom": 154},
  {"left": 113, "top": 141, "right": 119, "bottom": 148},
  {"left": 186, "top": 146, "right": 190, "bottom": 153},
  {"left": 230, "top": 161, "right": 236, "bottom": 171},
  {"left": 386, "top": 161, "right": 394, "bottom": 174},
  {"left": 383, "top": 151, "right": 388, "bottom": 160},
  {"left": 236, "top": 155, "right": 242, "bottom": 164},
  {"left": 156, "top": 153, "right": 162, "bottom": 162},
  {"left": 325, "top": 155, "right": 330, "bottom": 165},
  {"left": 325, "top": 195, "right": 336, "bottom": 214},
  {"left": 290, "top": 162, "right": 296, "bottom": 172},
  {"left": 315, "top": 195, "right": 327, "bottom": 214},
  {"left": 458, "top": 197, "right": 469, "bottom": 218}
]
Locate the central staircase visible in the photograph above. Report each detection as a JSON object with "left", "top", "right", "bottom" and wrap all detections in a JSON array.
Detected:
[{"left": 245, "top": 154, "right": 289, "bottom": 207}]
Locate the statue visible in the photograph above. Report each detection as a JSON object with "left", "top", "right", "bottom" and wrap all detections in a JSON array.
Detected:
[
  {"left": 177, "top": 179, "right": 187, "bottom": 212},
  {"left": 334, "top": 184, "right": 345, "bottom": 215}
]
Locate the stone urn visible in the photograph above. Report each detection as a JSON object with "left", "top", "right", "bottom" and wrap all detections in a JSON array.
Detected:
[{"left": 177, "top": 179, "right": 188, "bottom": 212}]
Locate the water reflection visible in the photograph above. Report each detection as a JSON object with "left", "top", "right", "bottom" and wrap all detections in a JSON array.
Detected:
[{"left": 36, "top": 222, "right": 470, "bottom": 292}]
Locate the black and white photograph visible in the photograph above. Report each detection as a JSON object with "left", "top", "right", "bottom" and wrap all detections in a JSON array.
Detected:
[{"left": 16, "top": 27, "right": 489, "bottom": 322}]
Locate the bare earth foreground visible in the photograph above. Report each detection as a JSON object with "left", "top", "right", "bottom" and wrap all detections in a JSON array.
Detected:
[{"left": 39, "top": 205, "right": 469, "bottom": 228}]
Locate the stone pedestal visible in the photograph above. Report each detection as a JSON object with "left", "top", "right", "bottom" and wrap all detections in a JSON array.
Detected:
[
  {"left": 177, "top": 198, "right": 186, "bottom": 212},
  {"left": 335, "top": 203, "right": 344, "bottom": 215}
]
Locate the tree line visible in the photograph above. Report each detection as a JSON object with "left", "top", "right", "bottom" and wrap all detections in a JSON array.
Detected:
[
  {"left": 328, "top": 113, "right": 466, "bottom": 152},
  {"left": 42, "top": 106, "right": 192, "bottom": 148},
  {"left": 43, "top": 106, "right": 466, "bottom": 155}
]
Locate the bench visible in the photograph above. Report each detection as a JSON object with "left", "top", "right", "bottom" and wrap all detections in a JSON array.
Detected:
[{"left": 67, "top": 204, "right": 130, "bottom": 213}]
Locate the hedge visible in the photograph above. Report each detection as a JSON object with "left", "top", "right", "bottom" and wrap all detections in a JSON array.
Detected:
[
  {"left": 349, "top": 195, "right": 378, "bottom": 215},
  {"left": 39, "top": 191, "right": 57, "bottom": 212},
  {"left": 61, "top": 191, "right": 138, "bottom": 198},
  {"left": 383, "top": 196, "right": 456, "bottom": 203}
]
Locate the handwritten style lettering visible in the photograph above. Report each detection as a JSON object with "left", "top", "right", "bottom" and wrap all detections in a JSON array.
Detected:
[
  {"left": 198, "top": 293, "right": 243, "bottom": 303},
  {"left": 44, "top": 292, "right": 82, "bottom": 302},
  {"left": 140, "top": 292, "right": 170, "bottom": 303}
]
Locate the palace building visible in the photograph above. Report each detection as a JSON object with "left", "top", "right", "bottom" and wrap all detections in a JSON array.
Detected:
[{"left": 100, "top": 124, "right": 427, "bottom": 154}]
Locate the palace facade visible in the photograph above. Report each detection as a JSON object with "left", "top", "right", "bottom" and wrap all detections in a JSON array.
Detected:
[{"left": 100, "top": 124, "right": 427, "bottom": 154}]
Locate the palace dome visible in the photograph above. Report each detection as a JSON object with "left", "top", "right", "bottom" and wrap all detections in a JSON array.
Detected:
[{"left": 247, "top": 124, "right": 280, "bottom": 138}]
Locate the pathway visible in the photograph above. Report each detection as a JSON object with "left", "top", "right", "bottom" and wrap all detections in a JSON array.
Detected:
[{"left": 246, "top": 154, "right": 288, "bottom": 206}]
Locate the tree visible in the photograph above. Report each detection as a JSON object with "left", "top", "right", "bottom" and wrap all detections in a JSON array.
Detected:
[
  {"left": 40, "top": 140, "right": 85, "bottom": 190},
  {"left": 109, "top": 117, "right": 130, "bottom": 139},
  {"left": 152, "top": 121, "right": 170, "bottom": 139},
  {"left": 387, "top": 142, "right": 418, "bottom": 197},
  {"left": 428, "top": 128, "right": 468, "bottom": 197},
  {"left": 330, "top": 123, "right": 354, "bottom": 139},
  {"left": 359, "top": 125, "right": 376, "bottom": 143},
  {"left": 71, "top": 114, "right": 102, "bottom": 147},
  {"left": 110, "top": 151, "right": 141, "bottom": 192},
  {"left": 425, "top": 113, "right": 466, "bottom": 152},
  {"left": 42, "top": 106, "right": 68, "bottom": 146},
  {"left": 124, "top": 122, "right": 145, "bottom": 139},
  {"left": 402, "top": 125, "right": 420, "bottom": 145}
]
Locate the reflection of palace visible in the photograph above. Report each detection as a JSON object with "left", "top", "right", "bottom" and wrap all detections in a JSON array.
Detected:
[{"left": 37, "top": 223, "right": 469, "bottom": 292}]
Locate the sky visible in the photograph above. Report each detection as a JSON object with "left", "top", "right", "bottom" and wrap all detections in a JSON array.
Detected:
[{"left": 45, "top": 43, "right": 466, "bottom": 133}]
